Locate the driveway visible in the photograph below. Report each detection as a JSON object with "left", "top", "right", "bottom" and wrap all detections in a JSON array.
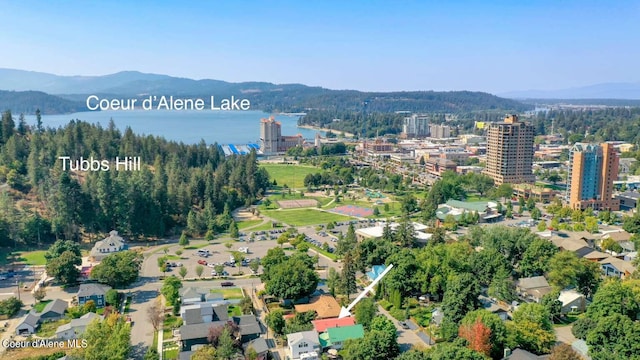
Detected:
[{"left": 377, "top": 305, "right": 432, "bottom": 351}]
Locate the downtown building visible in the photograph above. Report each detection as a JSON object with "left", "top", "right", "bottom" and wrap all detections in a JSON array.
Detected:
[
  {"left": 402, "top": 114, "right": 430, "bottom": 138},
  {"left": 482, "top": 115, "right": 535, "bottom": 185},
  {"left": 259, "top": 116, "right": 303, "bottom": 155},
  {"left": 566, "top": 142, "right": 620, "bottom": 211}
]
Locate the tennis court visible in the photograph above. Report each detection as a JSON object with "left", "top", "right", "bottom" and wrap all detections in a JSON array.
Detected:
[{"left": 331, "top": 205, "right": 374, "bottom": 217}]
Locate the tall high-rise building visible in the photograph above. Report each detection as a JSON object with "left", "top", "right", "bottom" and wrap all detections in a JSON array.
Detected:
[
  {"left": 482, "top": 115, "right": 535, "bottom": 185},
  {"left": 429, "top": 124, "right": 452, "bottom": 139},
  {"left": 566, "top": 142, "right": 620, "bottom": 210},
  {"left": 260, "top": 116, "right": 281, "bottom": 154},
  {"left": 402, "top": 114, "right": 430, "bottom": 138}
]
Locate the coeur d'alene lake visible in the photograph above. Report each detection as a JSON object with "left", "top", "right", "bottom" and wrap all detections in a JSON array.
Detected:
[{"left": 26, "top": 110, "right": 323, "bottom": 145}]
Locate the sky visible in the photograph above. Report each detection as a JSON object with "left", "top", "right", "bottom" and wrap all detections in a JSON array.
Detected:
[{"left": 1, "top": 0, "right": 639, "bottom": 94}]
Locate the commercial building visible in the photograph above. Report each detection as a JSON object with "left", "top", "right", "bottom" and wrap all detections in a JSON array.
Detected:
[
  {"left": 429, "top": 124, "right": 452, "bottom": 139},
  {"left": 259, "top": 116, "right": 303, "bottom": 154},
  {"left": 402, "top": 114, "right": 430, "bottom": 138},
  {"left": 482, "top": 115, "right": 535, "bottom": 185},
  {"left": 566, "top": 143, "right": 620, "bottom": 211}
]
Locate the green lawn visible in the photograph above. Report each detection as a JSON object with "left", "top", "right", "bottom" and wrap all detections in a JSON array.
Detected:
[
  {"left": 238, "top": 219, "right": 263, "bottom": 230},
  {"left": 260, "top": 164, "right": 319, "bottom": 189},
  {"left": 263, "top": 208, "right": 354, "bottom": 226},
  {"left": 165, "top": 255, "right": 181, "bottom": 260},
  {"left": 33, "top": 300, "right": 52, "bottom": 312},
  {"left": 17, "top": 250, "right": 47, "bottom": 265},
  {"left": 184, "top": 243, "right": 210, "bottom": 250},
  {"left": 244, "top": 222, "right": 281, "bottom": 232},
  {"left": 228, "top": 305, "right": 242, "bottom": 317},
  {"left": 466, "top": 194, "right": 491, "bottom": 202},
  {"left": 36, "top": 318, "right": 70, "bottom": 337},
  {"left": 309, "top": 244, "right": 337, "bottom": 261},
  {"left": 163, "top": 343, "right": 179, "bottom": 360},
  {"left": 210, "top": 287, "right": 244, "bottom": 299}
]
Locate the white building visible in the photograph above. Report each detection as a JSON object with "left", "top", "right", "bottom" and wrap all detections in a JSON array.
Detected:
[
  {"left": 89, "top": 230, "right": 127, "bottom": 261},
  {"left": 287, "top": 330, "right": 320, "bottom": 360}
]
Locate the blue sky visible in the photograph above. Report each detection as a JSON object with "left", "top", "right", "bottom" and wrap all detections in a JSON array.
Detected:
[{"left": 1, "top": 0, "right": 638, "bottom": 93}]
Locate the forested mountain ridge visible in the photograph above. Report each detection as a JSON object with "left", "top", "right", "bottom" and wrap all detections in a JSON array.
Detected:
[
  {"left": 0, "top": 68, "right": 532, "bottom": 113},
  {"left": 0, "top": 110, "right": 270, "bottom": 247},
  {"left": 0, "top": 90, "right": 87, "bottom": 114}
]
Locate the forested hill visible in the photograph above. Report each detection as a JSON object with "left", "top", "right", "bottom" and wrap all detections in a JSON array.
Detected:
[
  {"left": 0, "top": 68, "right": 531, "bottom": 113},
  {"left": 0, "top": 110, "right": 270, "bottom": 247},
  {"left": 0, "top": 90, "right": 87, "bottom": 114}
]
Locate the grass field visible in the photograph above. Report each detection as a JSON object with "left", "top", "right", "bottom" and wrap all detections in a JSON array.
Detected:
[
  {"left": 238, "top": 219, "right": 263, "bottom": 230},
  {"left": 243, "top": 222, "right": 280, "bottom": 232},
  {"left": 33, "top": 300, "right": 52, "bottom": 312},
  {"left": 36, "top": 318, "right": 70, "bottom": 337},
  {"left": 260, "top": 164, "right": 319, "bottom": 189},
  {"left": 263, "top": 208, "right": 354, "bottom": 226},
  {"left": 211, "top": 287, "right": 244, "bottom": 299},
  {"left": 17, "top": 250, "right": 47, "bottom": 265}
]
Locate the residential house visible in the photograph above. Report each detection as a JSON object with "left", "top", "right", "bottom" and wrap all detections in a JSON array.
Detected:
[
  {"left": 39, "top": 299, "right": 68, "bottom": 322},
  {"left": 479, "top": 295, "right": 509, "bottom": 321},
  {"left": 178, "top": 321, "right": 226, "bottom": 351},
  {"left": 516, "top": 276, "right": 553, "bottom": 303},
  {"left": 244, "top": 337, "right": 269, "bottom": 360},
  {"left": 600, "top": 256, "right": 636, "bottom": 279},
  {"left": 179, "top": 287, "right": 225, "bottom": 305},
  {"left": 56, "top": 312, "right": 100, "bottom": 340},
  {"left": 582, "top": 250, "right": 609, "bottom": 262},
  {"left": 77, "top": 283, "right": 112, "bottom": 308},
  {"left": 232, "top": 315, "right": 262, "bottom": 343},
  {"left": 319, "top": 324, "right": 365, "bottom": 350},
  {"left": 89, "top": 230, "right": 127, "bottom": 261},
  {"left": 558, "top": 290, "right": 586, "bottom": 314},
  {"left": 311, "top": 317, "right": 356, "bottom": 333},
  {"left": 287, "top": 330, "right": 320, "bottom": 360},
  {"left": 180, "top": 303, "right": 229, "bottom": 325},
  {"left": 294, "top": 295, "right": 342, "bottom": 319},
  {"left": 15, "top": 313, "right": 40, "bottom": 335}
]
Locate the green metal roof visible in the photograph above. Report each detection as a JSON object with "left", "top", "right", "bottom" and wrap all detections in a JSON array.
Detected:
[
  {"left": 327, "top": 324, "right": 365, "bottom": 343},
  {"left": 445, "top": 199, "right": 489, "bottom": 213}
]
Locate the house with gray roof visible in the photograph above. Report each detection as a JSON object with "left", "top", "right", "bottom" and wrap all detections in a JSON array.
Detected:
[
  {"left": 56, "top": 312, "right": 100, "bottom": 340},
  {"left": 77, "top": 283, "right": 112, "bottom": 308},
  {"left": 233, "top": 315, "right": 262, "bottom": 343},
  {"left": 38, "top": 299, "right": 68, "bottom": 322},
  {"left": 287, "top": 330, "right": 320, "bottom": 360},
  {"left": 516, "top": 276, "right": 553, "bottom": 303},
  {"left": 180, "top": 303, "right": 229, "bottom": 325},
  {"left": 179, "top": 287, "right": 224, "bottom": 305},
  {"left": 244, "top": 337, "right": 269, "bottom": 360},
  {"left": 178, "top": 321, "right": 226, "bottom": 351},
  {"left": 16, "top": 313, "right": 40, "bottom": 335},
  {"left": 89, "top": 230, "right": 127, "bottom": 261}
]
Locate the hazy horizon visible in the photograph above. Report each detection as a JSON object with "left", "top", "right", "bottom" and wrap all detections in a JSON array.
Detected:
[{"left": 1, "top": 0, "right": 639, "bottom": 94}]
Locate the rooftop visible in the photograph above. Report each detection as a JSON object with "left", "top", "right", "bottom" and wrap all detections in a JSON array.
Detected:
[
  {"left": 294, "top": 295, "right": 342, "bottom": 319},
  {"left": 311, "top": 317, "right": 356, "bottom": 333}
]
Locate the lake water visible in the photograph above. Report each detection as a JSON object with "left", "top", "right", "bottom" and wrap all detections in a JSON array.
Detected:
[{"left": 26, "top": 110, "right": 322, "bottom": 145}]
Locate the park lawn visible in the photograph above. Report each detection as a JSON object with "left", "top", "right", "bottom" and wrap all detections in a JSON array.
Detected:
[
  {"left": 227, "top": 305, "right": 242, "bottom": 317},
  {"left": 466, "top": 194, "right": 491, "bottom": 202},
  {"left": 183, "top": 243, "right": 210, "bottom": 250},
  {"left": 308, "top": 244, "right": 337, "bottom": 261},
  {"left": 260, "top": 164, "right": 319, "bottom": 189},
  {"left": 33, "top": 300, "right": 52, "bottom": 312},
  {"left": 263, "top": 208, "right": 353, "bottom": 226},
  {"left": 18, "top": 250, "right": 47, "bottom": 266},
  {"left": 36, "top": 318, "right": 71, "bottom": 337},
  {"left": 238, "top": 219, "right": 263, "bottom": 230},
  {"left": 211, "top": 287, "right": 244, "bottom": 299}
]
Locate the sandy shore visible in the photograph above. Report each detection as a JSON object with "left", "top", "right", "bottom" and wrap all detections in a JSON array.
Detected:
[{"left": 297, "top": 125, "right": 355, "bottom": 138}]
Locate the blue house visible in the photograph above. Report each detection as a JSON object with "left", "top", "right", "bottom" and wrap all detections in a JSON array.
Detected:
[{"left": 77, "top": 283, "right": 112, "bottom": 308}]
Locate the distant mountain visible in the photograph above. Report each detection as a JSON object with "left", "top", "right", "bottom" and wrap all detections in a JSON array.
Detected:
[
  {"left": 0, "top": 90, "right": 87, "bottom": 114},
  {"left": 0, "top": 68, "right": 532, "bottom": 113},
  {"left": 500, "top": 82, "right": 640, "bottom": 100}
]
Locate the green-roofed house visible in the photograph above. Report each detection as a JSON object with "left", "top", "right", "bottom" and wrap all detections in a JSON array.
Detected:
[
  {"left": 319, "top": 324, "right": 365, "bottom": 350},
  {"left": 436, "top": 199, "right": 501, "bottom": 223}
]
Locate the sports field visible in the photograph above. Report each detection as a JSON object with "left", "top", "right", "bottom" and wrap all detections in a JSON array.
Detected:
[
  {"left": 263, "top": 208, "right": 353, "bottom": 226},
  {"left": 260, "top": 164, "right": 318, "bottom": 189},
  {"left": 277, "top": 199, "right": 319, "bottom": 209}
]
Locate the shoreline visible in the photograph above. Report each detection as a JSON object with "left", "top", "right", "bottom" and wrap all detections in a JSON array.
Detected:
[{"left": 297, "top": 125, "right": 355, "bottom": 138}]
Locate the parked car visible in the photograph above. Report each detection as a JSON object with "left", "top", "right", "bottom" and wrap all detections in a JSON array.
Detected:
[
  {"left": 207, "top": 263, "right": 216, "bottom": 268},
  {"left": 221, "top": 282, "right": 234, "bottom": 287},
  {"left": 399, "top": 322, "right": 410, "bottom": 330},
  {"left": 197, "top": 260, "right": 208, "bottom": 265}
]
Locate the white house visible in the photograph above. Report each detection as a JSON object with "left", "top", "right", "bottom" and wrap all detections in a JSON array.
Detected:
[
  {"left": 287, "top": 330, "right": 320, "bottom": 360},
  {"left": 15, "top": 313, "right": 40, "bottom": 335},
  {"left": 56, "top": 312, "right": 100, "bottom": 340},
  {"left": 558, "top": 290, "right": 586, "bottom": 314},
  {"left": 89, "top": 230, "right": 127, "bottom": 261}
]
